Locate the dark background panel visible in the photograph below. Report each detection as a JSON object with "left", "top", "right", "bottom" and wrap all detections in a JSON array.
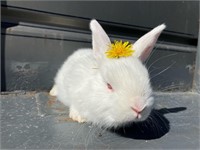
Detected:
[
  {"left": 5, "top": 1, "right": 199, "bottom": 37},
  {"left": 147, "top": 50, "right": 196, "bottom": 92},
  {"left": 1, "top": 1, "right": 199, "bottom": 91},
  {"left": 2, "top": 31, "right": 196, "bottom": 91},
  {"left": 3, "top": 33, "right": 91, "bottom": 91}
]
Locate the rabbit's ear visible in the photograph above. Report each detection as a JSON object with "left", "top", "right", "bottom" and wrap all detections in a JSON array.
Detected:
[
  {"left": 90, "top": 19, "right": 111, "bottom": 61},
  {"left": 133, "top": 24, "right": 166, "bottom": 62}
]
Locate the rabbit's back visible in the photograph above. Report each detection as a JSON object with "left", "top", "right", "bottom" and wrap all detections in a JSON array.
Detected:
[{"left": 54, "top": 48, "right": 96, "bottom": 106}]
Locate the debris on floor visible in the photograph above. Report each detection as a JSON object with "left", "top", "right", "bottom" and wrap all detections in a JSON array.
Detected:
[{"left": 1, "top": 92, "right": 199, "bottom": 149}]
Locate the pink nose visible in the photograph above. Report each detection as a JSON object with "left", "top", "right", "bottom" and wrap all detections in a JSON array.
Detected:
[
  {"left": 131, "top": 96, "right": 145, "bottom": 114},
  {"left": 131, "top": 107, "right": 143, "bottom": 114},
  {"left": 131, "top": 107, "right": 143, "bottom": 119}
]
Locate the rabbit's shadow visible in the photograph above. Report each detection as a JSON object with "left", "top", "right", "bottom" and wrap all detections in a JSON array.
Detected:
[{"left": 110, "top": 107, "right": 186, "bottom": 140}]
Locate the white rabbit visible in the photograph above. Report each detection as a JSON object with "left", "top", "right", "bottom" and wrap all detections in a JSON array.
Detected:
[{"left": 50, "top": 19, "right": 166, "bottom": 128}]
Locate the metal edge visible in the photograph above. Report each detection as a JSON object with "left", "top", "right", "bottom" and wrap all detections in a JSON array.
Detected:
[{"left": 193, "top": 17, "right": 200, "bottom": 94}]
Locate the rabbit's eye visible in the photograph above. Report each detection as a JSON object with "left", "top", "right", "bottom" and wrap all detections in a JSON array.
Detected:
[{"left": 107, "top": 83, "right": 113, "bottom": 90}]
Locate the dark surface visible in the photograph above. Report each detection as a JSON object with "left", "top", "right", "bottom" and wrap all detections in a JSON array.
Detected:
[
  {"left": 1, "top": 26, "right": 197, "bottom": 91},
  {"left": 1, "top": 2, "right": 198, "bottom": 92},
  {"left": 1, "top": 92, "right": 199, "bottom": 149},
  {"left": 194, "top": 23, "right": 200, "bottom": 93},
  {"left": 4, "top": 1, "right": 199, "bottom": 37},
  {"left": 2, "top": 6, "right": 198, "bottom": 46}
]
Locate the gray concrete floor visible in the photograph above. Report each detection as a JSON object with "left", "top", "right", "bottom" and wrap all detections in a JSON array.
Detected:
[{"left": 1, "top": 92, "right": 200, "bottom": 149}]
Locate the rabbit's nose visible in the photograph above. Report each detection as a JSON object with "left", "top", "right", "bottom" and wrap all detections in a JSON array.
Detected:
[
  {"left": 131, "top": 96, "right": 145, "bottom": 114},
  {"left": 131, "top": 107, "right": 143, "bottom": 119},
  {"left": 131, "top": 107, "right": 143, "bottom": 114},
  {"left": 131, "top": 105, "right": 145, "bottom": 119}
]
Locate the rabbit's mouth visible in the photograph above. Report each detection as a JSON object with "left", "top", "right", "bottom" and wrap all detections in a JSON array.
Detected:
[
  {"left": 131, "top": 107, "right": 143, "bottom": 119},
  {"left": 131, "top": 106, "right": 152, "bottom": 122}
]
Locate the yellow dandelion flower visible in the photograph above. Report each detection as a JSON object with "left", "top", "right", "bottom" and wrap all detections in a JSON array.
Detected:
[{"left": 105, "top": 40, "right": 134, "bottom": 59}]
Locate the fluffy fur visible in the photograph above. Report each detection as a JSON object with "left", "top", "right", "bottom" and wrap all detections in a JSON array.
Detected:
[{"left": 50, "top": 19, "right": 166, "bottom": 128}]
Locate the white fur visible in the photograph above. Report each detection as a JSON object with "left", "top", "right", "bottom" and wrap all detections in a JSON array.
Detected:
[{"left": 51, "top": 19, "right": 165, "bottom": 128}]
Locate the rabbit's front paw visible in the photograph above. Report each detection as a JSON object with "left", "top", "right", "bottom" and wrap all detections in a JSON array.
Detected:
[{"left": 69, "top": 107, "right": 86, "bottom": 123}]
